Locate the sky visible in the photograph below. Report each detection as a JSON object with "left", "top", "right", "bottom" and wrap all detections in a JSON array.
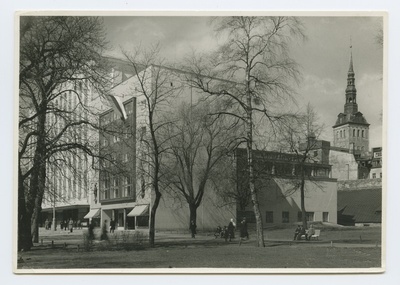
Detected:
[{"left": 102, "top": 16, "right": 384, "bottom": 149}]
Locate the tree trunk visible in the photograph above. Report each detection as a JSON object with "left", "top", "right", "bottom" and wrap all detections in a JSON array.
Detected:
[
  {"left": 18, "top": 165, "right": 32, "bottom": 251},
  {"left": 246, "top": 78, "right": 265, "bottom": 247},
  {"left": 24, "top": 109, "right": 47, "bottom": 247},
  {"left": 31, "top": 163, "right": 46, "bottom": 243},
  {"left": 149, "top": 180, "right": 161, "bottom": 248},
  {"left": 300, "top": 171, "right": 307, "bottom": 229},
  {"left": 189, "top": 203, "right": 197, "bottom": 228}
]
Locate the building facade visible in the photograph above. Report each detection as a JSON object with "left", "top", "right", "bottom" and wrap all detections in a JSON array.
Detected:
[
  {"left": 40, "top": 79, "right": 98, "bottom": 228},
  {"left": 370, "top": 147, "right": 383, "bottom": 179},
  {"left": 236, "top": 149, "right": 338, "bottom": 225}
]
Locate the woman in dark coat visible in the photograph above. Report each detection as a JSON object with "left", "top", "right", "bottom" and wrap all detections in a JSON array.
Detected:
[{"left": 227, "top": 218, "right": 236, "bottom": 241}]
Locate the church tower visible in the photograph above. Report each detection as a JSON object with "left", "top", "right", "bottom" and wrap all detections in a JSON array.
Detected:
[{"left": 332, "top": 47, "right": 369, "bottom": 156}]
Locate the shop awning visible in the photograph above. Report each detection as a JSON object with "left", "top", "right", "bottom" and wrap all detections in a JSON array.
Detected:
[
  {"left": 83, "top": 209, "right": 100, "bottom": 219},
  {"left": 127, "top": 205, "right": 149, "bottom": 217}
]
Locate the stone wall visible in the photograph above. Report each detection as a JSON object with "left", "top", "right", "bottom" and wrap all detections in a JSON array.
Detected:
[{"left": 337, "top": 178, "right": 382, "bottom": 191}]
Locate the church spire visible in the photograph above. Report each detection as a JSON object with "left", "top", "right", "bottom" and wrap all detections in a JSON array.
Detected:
[
  {"left": 344, "top": 41, "right": 358, "bottom": 114},
  {"left": 348, "top": 37, "right": 354, "bottom": 74}
]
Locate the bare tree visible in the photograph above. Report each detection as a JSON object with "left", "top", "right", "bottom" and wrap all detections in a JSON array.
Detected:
[
  {"left": 18, "top": 16, "right": 111, "bottom": 250},
  {"left": 183, "top": 16, "right": 305, "bottom": 247},
  {"left": 279, "top": 104, "right": 325, "bottom": 228},
  {"left": 162, "top": 101, "right": 239, "bottom": 229},
  {"left": 121, "top": 45, "right": 180, "bottom": 247}
]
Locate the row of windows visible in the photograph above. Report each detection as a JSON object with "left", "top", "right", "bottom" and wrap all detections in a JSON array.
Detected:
[
  {"left": 265, "top": 211, "right": 329, "bottom": 223},
  {"left": 255, "top": 163, "right": 331, "bottom": 178},
  {"left": 336, "top": 128, "right": 367, "bottom": 139},
  {"left": 100, "top": 131, "right": 134, "bottom": 147},
  {"left": 100, "top": 101, "right": 134, "bottom": 126},
  {"left": 100, "top": 175, "right": 133, "bottom": 200},
  {"left": 46, "top": 165, "right": 88, "bottom": 202},
  {"left": 372, "top": 173, "right": 382, "bottom": 179}
]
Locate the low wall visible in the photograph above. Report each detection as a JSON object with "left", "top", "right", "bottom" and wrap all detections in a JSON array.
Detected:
[{"left": 338, "top": 178, "right": 382, "bottom": 191}]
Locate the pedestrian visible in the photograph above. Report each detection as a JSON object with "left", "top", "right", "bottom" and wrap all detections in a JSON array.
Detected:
[
  {"left": 77, "top": 219, "right": 81, "bottom": 229},
  {"left": 64, "top": 220, "right": 67, "bottom": 231},
  {"left": 68, "top": 218, "right": 74, "bottom": 233},
  {"left": 227, "top": 218, "right": 236, "bottom": 241},
  {"left": 298, "top": 225, "right": 306, "bottom": 240},
  {"left": 60, "top": 220, "right": 64, "bottom": 231},
  {"left": 239, "top": 217, "right": 248, "bottom": 245},
  {"left": 44, "top": 219, "right": 49, "bottom": 230},
  {"left": 189, "top": 220, "right": 197, "bottom": 238},
  {"left": 88, "top": 221, "right": 95, "bottom": 241},
  {"left": 100, "top": 220, "right": 109, "bottom": 241},
  {"left": 110, "top": 219, "right": 115, "bottom": 233}
]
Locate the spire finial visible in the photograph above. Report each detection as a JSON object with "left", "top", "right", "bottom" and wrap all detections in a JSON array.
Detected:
[{"left": 348, "top": 36, "right": 354, "bottom": 74}]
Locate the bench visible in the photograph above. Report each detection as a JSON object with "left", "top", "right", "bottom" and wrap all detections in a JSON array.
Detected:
[{"left": 310, "top": 229, "right": 320, "bottom": 240}]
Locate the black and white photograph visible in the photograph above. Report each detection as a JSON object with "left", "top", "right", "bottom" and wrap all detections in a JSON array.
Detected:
[{"left": 15, "top": 12, "right": 385, "bottom": 273}]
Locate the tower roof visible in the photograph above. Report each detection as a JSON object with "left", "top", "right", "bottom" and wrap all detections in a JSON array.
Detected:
[{"left": 348, "top": 49, "right": 354, "bottom": 74}]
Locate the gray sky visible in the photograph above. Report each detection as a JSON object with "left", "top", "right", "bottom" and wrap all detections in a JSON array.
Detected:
[{"left": 102, "top": 16, "right": 383, "bottom": 148}]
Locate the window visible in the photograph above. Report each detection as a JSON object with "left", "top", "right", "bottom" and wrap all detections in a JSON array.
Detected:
[
  {"left": 353, "top": 129, "right": 355, "bottom": 137},
  {"left": 266, "top": 211, "right": 274, "bottom": 223},
  {"left": 343, "top": 129, "right": 346, "bottom": 138},
  {"left": 78, "top": 174, "right": 82, "bottom": 199},
  {"left": 113, "top": 176, "right": 119, "bottom": 198},
  {"left": 362, "top": 130, "right": 364, "bottom": 137},
  {"left": 123, "top": 176, "right": 131, "bottom": 197},
  {"left": 340, "top": 130, "right": 342, "bottom": 138},
  {"left": 313, "top": 150, "right": 318, "bottom": 157},
  {"left": 380, "top": 173, "right": 382, "bottom": 178},
  {"left": 323, "top": 212, "right": 329, "bottom": 222},
  {"left": 357, "top": 130, "right": 360, "bottom": 137},
  {"left": 297, "top": 211, "right": 314, "bottom": 222},
  {"left": 372, "top": 173, "right": 376, "bottom": 179},
  {"left": 306, "top": 212, "right": 314, "bottom": 222},
  {"left": 282, "top": 211, "right": 289, "bottom": 223}
]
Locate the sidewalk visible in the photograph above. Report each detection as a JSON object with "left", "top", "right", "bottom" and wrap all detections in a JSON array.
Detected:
[{"left": 35, "top": 228, "right": 380, "bottom": 249}]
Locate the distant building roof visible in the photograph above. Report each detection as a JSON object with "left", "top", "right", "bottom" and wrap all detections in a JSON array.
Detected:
[
  {"left": 337, "top": 188, "right": 381, "bottom": 224},
  {"left": 333, "top": 111, "right": 369, "bottom": 128}
]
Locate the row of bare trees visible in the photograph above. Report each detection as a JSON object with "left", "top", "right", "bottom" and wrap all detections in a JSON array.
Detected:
[{"left": 19, "top": 15, "right": 323, "bottom": 250}]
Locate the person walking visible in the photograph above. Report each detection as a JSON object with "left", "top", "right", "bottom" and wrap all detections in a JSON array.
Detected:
[
  {"left": 110, "top": 219, "right": 115, "bottom": 233},
  {"left": 227, "top": 218, "right": 236, "bottom": 242},
  {"left": 189, "top": 220, "right": 197, "bottom": 238},
  {"left": 68, "top": 218, "right": 74, "bottom": 233},
  {"left": 239, "top": 217, "right": 248, "bottom": 245}
]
